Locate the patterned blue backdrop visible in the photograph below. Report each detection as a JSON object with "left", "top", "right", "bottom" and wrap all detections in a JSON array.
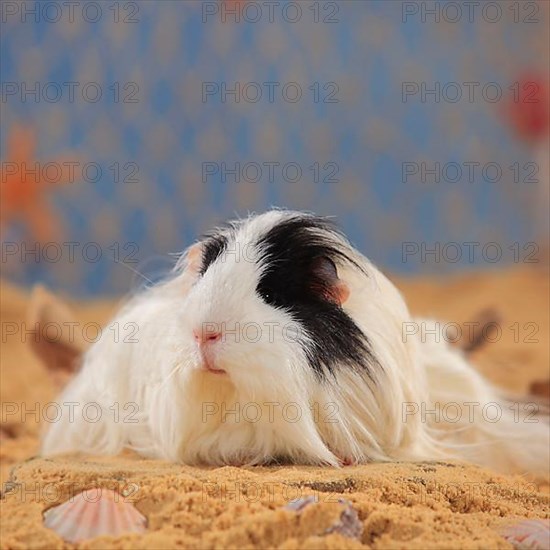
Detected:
[{"left": 1, "top": 1, "right": 548, "bottom": 296}]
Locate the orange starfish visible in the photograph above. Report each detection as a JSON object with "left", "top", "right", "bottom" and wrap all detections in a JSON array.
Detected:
[{"left": 1, "top": 123, "right": 77, "bottom": 242}]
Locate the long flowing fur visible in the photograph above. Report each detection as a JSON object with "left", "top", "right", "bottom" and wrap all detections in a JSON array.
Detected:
[{"left": 42, "top": 210, "right": 549, "bottom": 476}]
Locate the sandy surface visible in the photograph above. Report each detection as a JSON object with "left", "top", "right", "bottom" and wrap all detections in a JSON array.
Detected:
[{"left": 1, "top": 267, "right": 549, "bottom": 549}]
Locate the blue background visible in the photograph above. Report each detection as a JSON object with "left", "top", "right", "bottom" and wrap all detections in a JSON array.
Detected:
[{"left": 1, "top": 1, "right": 547, "bottom": 296}]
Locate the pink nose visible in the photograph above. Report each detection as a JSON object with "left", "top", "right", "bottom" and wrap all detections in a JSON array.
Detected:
[{"left": 193, "top": 329, "right": 222, "bottom": 345}]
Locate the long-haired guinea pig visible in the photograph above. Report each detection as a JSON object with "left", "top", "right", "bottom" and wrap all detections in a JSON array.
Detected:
[{"left": 41, "top": 209, "right": 549, "bottom": 475}]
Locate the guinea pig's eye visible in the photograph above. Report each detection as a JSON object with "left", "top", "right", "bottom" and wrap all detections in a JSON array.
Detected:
[
  {"left": 260, "top": 290, "right": 272, "bottom": 301},
  {"left": 257, "top": 286, "right": 276, "bottom": 304}
]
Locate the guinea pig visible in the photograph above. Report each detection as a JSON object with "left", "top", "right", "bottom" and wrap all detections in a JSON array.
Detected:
[{"left": 41, "top": 209, "right": 549, "bottom": 475}]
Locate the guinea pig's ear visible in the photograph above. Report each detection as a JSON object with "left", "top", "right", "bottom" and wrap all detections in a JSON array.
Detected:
[
  {"left": 310, "top": 257, "right": 350, "bottom": 305},
  {"left": 182, "top": 242, "right": 203, "bottom": 276}
]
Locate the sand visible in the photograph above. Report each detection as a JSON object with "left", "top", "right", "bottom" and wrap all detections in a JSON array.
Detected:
[{"left": 1, "top": 267, "right": 549, "bottom": 549}]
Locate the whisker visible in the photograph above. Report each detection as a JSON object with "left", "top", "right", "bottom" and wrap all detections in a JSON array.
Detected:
[
  {"left": 112, "top": 257, "right": 155, "bottom": 286},
  {"left": 159, "top": 360, "right": 185, "bottom": 390}
]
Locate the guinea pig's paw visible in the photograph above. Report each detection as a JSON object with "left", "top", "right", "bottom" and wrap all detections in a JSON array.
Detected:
[
  {"left": 227, "top": 459, "right": 246, "bottom": 467},
  {"left": 223, "top": 455, "right": 252, "bottom": 467},
  {"left": 337, "top": 455, "right": 357, "bottom": 467}
]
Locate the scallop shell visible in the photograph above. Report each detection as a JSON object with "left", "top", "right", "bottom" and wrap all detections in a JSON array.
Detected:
[
  {"left": 500, "top": 519, "right": 550, "bottom": 550},
  {"left": 285, "top": 495, "right": 363, "bottom": 540},
  {"left": 43, "top": 488, "right": 147, "bottom": 543}
]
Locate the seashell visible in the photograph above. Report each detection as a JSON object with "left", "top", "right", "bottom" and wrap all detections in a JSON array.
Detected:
[
  {"left": 500, "top": 519, "right": 550, "bottom": 550},
  {"left": 285, "top": 495, "right": 363, "bottom": 540},
  {"left": 285, "top": 494, "right": 320, "bottom": 512},
  {"left": 43, "top": 488, "right": 147, "bottom": 543}
]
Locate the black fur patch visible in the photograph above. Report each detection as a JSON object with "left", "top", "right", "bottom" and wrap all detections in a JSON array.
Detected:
[
  {"left": 200, "top": 234, "right": 228, "bottom": 276},
  {"left": 255, "top": 214, "right": 375, "bottom": 380},
  {"left": 198, "top": 218, "right": 247, "bottom": 275}
]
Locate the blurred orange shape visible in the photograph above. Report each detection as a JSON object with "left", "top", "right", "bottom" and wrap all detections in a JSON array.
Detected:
[
  {"left": 505, "top": 73, "right": 549, "bottom": 142},
  {"left": 1, "top": 123, "right": 80, "bottom": 242}
]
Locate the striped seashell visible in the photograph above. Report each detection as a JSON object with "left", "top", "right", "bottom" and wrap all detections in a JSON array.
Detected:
[
  {"left": 43, "top": 488, "right": 147, "bottom": 543},
  {"left": 500, "top": 519, "right": 550, "bottom": 550}
]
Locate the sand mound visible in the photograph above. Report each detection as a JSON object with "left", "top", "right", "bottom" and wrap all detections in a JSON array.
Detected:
[{"left": 1, "top": 267, "right": 548, "bottom": 549}]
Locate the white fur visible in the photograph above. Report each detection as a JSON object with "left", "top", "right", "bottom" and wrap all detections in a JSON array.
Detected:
[{"left": 42, "top": 210, "right": 549, "bottom": 476}]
